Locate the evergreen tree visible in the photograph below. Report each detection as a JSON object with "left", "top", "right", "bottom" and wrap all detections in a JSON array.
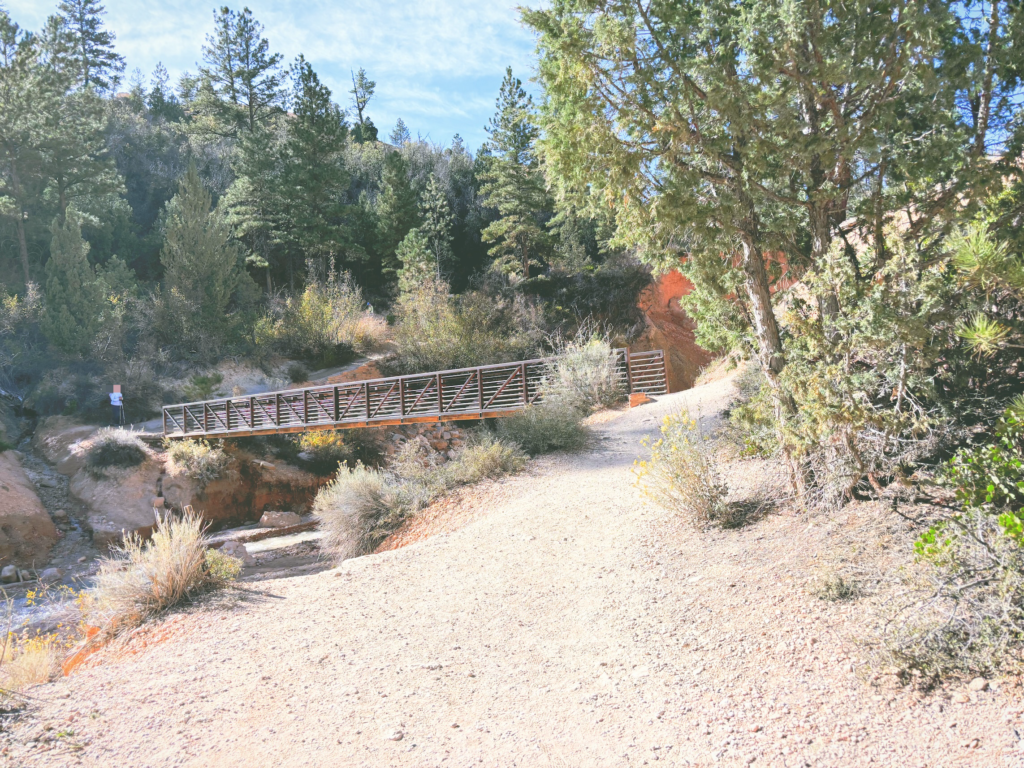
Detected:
[
  {"left": 147, "top": 62, "right": 184, "bottom": 122},
  {"left": 0, "top": 11, "right": 51, "bottom": 284},
  {"left": 349, "top": 68, "right": 377, "bottom": 143},
  {"left": 223, "top": 123, "right": 285, "bottom": 291},
  {"left": 396, "top": 227, "right": 435, "bottom": 295},
  {"left": 479, "top": 67, "right": 551, "bottom": 278},
  {"left": 282, "top": 56, "right": 350, "bottom": 274},
  {"left": 56, "top": 0, "right": 124, "bottom": 91},
  {"left": 375, "top": 150, "right": 419, "bottom": 274},
  {"left": 161, "top": 163, "right": 247, "bottom": 345},
  {"left": 419, "top": 173, "right": 453, "bottom": 278},
  {"left": 196, "top": 6, "right": 284, "bottom": 137},
  {"left": 389, "top": 118, "right": 410, "bottom": 146},
  {"left": 41, "top": 210, "right": 102, "bottom": 355}
]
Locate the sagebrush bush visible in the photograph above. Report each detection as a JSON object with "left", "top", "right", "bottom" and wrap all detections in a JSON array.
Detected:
[
  {"left": 314, "top": 433, "right": 526, "bottom": 561},
  {"left": 84, "top": 507, "right": 232, "bottom": 636},
  {"left": 86, "top": 428, "right": 148, "bottom": 476},
  {"left": 204, "top": 548, "right": 244, "bottom": 581},
  {"left": 633, "top": 412, "right": 730, "bottom": 528},
  {"left": 166, "top": 438, "right": 230, "bottom": 487},
  {"left": 544, "top": 331, "right": 625, "bottom": 413},
  {"left": 497, "top": 402, "right": 589, "bottom": 456},
  {"left": 0, "top": 633, "right": 64, "bottom": 696}
]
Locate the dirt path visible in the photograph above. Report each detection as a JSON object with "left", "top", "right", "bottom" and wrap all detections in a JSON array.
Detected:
[{"left": 5, "top": 378, "right": 1022, "bottom": 767}]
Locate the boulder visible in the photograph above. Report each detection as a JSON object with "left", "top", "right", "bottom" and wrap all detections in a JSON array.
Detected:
[
  {"left": 31, "top": 417, "right": 100, "bottom": 476},
  {"left": 220, "top": 540, "right": 256, "bottom": 566},
  {"left": 67, "top": 458, "right": 163, "bottom": 549},
  {"left": 0, "top": 452, "right": 58, "bottom": 567},
  {"left": 39, "top": 567, "right": 63, "bottom": 584},
  {"left": 1, "top": 565, "right": 18, "bottom": 583},
  {"left": 18, "top": 570, "right": 32, "bottom": 582},
  {"left": 259, "top": 510, "right": 301, "bottom": 528}
]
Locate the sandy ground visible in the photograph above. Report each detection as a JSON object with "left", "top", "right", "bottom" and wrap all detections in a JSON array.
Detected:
[{"left": 4, "top": 376, "right": 1023, "bottom": 768}]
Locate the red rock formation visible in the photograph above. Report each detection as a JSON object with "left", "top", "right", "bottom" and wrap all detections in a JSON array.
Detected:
[{"left": 632, "top": 270, "right": 714, "bottom": 393}]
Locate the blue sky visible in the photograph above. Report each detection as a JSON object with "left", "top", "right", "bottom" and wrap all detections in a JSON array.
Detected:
[{"left": 8, "top": 0, "right": 541, "bottom": 151}]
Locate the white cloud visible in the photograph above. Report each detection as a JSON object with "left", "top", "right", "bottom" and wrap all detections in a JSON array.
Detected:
[{"left": 7, "top": 0, "right": 540, "bottom": 147}]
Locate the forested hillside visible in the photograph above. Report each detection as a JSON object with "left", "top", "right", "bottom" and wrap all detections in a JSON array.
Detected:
[{"left": 0, "top": 1, "right": 646, "bottom": 421}]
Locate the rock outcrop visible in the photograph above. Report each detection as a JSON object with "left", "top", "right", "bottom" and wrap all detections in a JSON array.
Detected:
[
  {"left": 68, "top": 458, "right": 164, "bottom": 548},
  {"left": 31, "top": 416, "right": 99, "bottom": 476},
  {"left": 633, "top": 270, "right": 715, "bottom": 392},
  {"left": 0, "top": 451, "right": 58, "bottom": 567}
]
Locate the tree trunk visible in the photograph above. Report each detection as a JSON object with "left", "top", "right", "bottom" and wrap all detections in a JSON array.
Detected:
[{"left": 10, "top": 162, "right": 30, "bottom": 285}]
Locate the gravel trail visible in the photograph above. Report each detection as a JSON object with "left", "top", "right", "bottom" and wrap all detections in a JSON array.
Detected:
[{"left": 4, "top": 377, "right": 1021, "bottom": 767}]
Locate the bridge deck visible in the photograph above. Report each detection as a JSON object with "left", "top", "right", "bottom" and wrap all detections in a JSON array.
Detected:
[{"left": 161, "top": 349, "right": 668, "bottom": 439}]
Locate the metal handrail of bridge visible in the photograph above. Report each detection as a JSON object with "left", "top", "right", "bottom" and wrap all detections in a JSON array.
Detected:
[{"left": 161, "top": 348, "right": 668, "bottom": 439}]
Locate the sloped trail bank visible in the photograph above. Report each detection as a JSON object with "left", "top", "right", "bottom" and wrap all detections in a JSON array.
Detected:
[{"left": 3, "top": 378, "right": 1021, "bottom": 767}]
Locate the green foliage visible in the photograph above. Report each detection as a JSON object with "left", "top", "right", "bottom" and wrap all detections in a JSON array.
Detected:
[
  {"left": 496, "top": 402, "right": 588, "bottom": 456},
  {"left": 160, "top": 164, "right": 253, "bottom": 360},
  {"left": 204, "top": 547, "right": 243, "bottom": 582},
  {"left": 885, "top": 405, "right": 1024, "bottom": 676},
  {"left": 395, "top": 228, "right": 435, "bottom": 295},
  {"left": 633, "top": 412, "right": 731, "bottom": 528},
  {"left": 297, "top": 430, "right": 352, "bottom": 475},
  {"left": 419, "top": 173, "right": 454, "bottom": 277},
  {"left": 85, "top": 427, "right": 147, "bottom": 476},
  {"left": 385, "top": 277, "right": 541, "bottom": 375},
  {"left": 375, "top": 148, "right": 419, "bottom": 273},
  {"left": 181, "top": 373, "right": 223, "bottom": 402},
  {"left": 544, "top": 332, "right": 624, "bottom": 413},
  {"left": 479, "top": 67, "right": 551, "bottom": 278},
  {"left": 56, "top": 0, "right": 125, "bottom": 91},
  {"left": 165, "top": 438, "right": 229, "bottom": 487},
  {"left": 41, "top": 211, "right": 103, "bottom": 356}
]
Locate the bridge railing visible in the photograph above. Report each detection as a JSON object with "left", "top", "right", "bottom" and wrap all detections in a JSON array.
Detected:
[{"left": 162, "top": 348, "right": 668, "bottom": 438}]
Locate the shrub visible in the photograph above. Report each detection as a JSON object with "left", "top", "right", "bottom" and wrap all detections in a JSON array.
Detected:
[
  {"left": 166, "top": 438, "right": 230, "bottom": 487},
  {"left": 633, "top": 412, "right": 730, "bottom": 528},
  {"left": 0, "top": 632, "right": 64, "bottom": 696},
  {"left": 497, "top": 402, "right": 589, "bottom": 456},
  {"left": 182, "top": 372, "right": 224, "bottom": 402},
  {"left": 0, "top": 438, "right": 14, "bottom": 453},
  {"left": 84, "top": 507, "right": 226, "bottom": 636},
  {"left": 85, "top": 428, "right": 148, "bottom": 476},
  {"left": 314, "top": 432, "right": 527, "bottom": 561},
  {"left": 204, "top": 548, "right": 244, "bottom": 581},
  {"left": 287, "top": 362, "right": 310, "bottom": 383},
  {"left": 544, "top": 331, "right": 625, "bottom": 413},
  {"left": 383, "top": 277, "right": 542, "bottom": 376},
  {"left": 816, "top": 573, "right": 860, "bottom": 602},
  {"left": 297, "top": 430, "right": 352, "bottom": 475},
  {"left": 882, "top": 401, "right": 1024, "bottom": 677}
]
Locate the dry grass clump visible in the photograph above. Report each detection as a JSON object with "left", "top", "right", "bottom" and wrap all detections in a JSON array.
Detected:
[
  {"left": 544, "top": 332, "right": 625, "bottom": 413},
  {"left": 315, "top": 433, "right": 526, "bottom": 561},
  {"left": 497, "top": 403, "right": 589, "bottom": 456},
  {"left": 85, "top": 428, "right": 148, "bottom": 476},
  {"left": 165, "top": 438, "right": 230, "bottom": 487},
  {"left": 84, "top": 507, "right": 239, "bottom": 636},
  {"left": 0, "top": 633, "right": 64, "bottom": 696},
  {"left": 634, "top": 411, "right": 731, "bottom": 528}
]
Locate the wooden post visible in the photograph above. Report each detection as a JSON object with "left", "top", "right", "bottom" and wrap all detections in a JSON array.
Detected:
[
  {"left": 365, "top": 382, "right": 371, "bottom": 419},
  {"left": 333, "top": 386, "right": 340, "bottom": 422},
  {"left": 276, "top": 393, "right": 282, "bottom": 426},
  {"left": 624, "top": 349, "right": 633, "bottom": 394},
  {"left": 250, "top": 396, "right": 256, "bottom": 429},
  {"left": 398, "top": 378, "right": 406, "bottom": 417},
  {"left": 521, "top": 363, "right": 528, "bottom": 406},
  {"left": 203, "top": 403, "right": 209, "bottom": 433},
  {"left": 477, "top": 370, "right": 484, "bottom": 412},
  {"left": 303, "top": 390, "right": 310, "bottom": 423},
  {"left": 226, "top": 401, "right": 232, "bottom": 431},
  {"left": 162, "top": 409, "right": 167, "bottom": 435},
  {"left": 436, "top": 374, "right": 443, "bottom": 414}
]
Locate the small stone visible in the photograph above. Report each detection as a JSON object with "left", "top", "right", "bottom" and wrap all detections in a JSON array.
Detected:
[
  {"left": 968, "top": 677, "right": 989, "bottom": 692},
  {"left": 0, "top": 565, "right": 17, "bottom": 584},
  {"left": 220, "top": 541, "right": 256, "bottom": 566},
  {"left": 748, "top": 724, "right": 761, "bottom": 733},
  {"left": 259, "top": 510, "right": 302, "bottom": 528},
  {"left": 951, "top": 692, "right": 971, "bottom": 704},
  {"left": 387, "top": 730, "right": 403, "bottom": 741},
  {"left": 430, "top": 440, "right": 449, "bottom": 452},
  {"left": 77, "top": 556, "right": 88, "bottom": 563},
  {"left": 18, "top": 570, "right": 32, "bottom": 582},
  {"left": 296, "top": 451, "right": 312, "bottom": 461},
  {"left": 52, "top": 509, "right": 68, "bottom": 519},
  {"left": 442, "top": 431, "right": 452, "bottom": 440},
  {"left": 38, "top": 477, "right": 57, "bottom": 488},
  {"left": 39, "top": 568, "right": 63, "bottom": 584}
]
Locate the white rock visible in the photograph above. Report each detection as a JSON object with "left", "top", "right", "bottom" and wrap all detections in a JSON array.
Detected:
[
  {"left": 968, "top": 677, "right": 989, "bottom": 692},
  {"left": 386, "top": 730, "right": 403, "bottom": 741},
  {"left": 259, "top": 510, "right": 302, "bottom": 528},
  {"left": 220, "top": 540, "right": 256, "bottom": 566},
  {"left": 0, "top": 565, "right": 17, "bottom": 584}
]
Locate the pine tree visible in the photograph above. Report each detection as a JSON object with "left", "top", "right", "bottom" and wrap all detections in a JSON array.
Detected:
[
  {"left": 389, "top": 118, "right": 410, "bottom": 146},
  {"left": 56, "top": 0, "right": 124, "bottom": 91},
  {"left": 479, "top": 67, "right": 550, "bottom": 278},
  {"left": 41, "top": 210, "right": 102, "bottom": 355},
  {"left": 375, "top": 150, "right": 419, "bottom": 274},
  {"left": 223, "top": 123, "right": 285, "bottom": 292},
  {"left": 282, "top": 56, "right": 349, "bottom": 273},
  {"left": 147, "top": 62, "right": 183, "bottom": 122},
  {"left": 419, "top": 173, "right": 453, "bottom": 278},
  {"left": 349, "top": 68, "right": 377, "bottom": 143},
  {"left": 396, "top": 228, "right": 435, "bottom": 295},
  {"left": 196, "top": 6, "right": 284, "bottom": 137},
  {"left": 161, "top": 163, "right": 247, "bottom": 347}
]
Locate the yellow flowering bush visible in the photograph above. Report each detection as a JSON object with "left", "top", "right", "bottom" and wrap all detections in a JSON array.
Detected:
[{"left": 633, "top": 412, "right": 730, "bottom": 528}]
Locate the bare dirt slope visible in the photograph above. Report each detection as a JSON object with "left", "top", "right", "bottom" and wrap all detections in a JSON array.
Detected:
[{"left": 6, "top": 377, "right": 1023, "bottom": 767}]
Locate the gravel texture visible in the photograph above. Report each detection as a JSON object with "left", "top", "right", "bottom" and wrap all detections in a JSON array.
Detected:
[{"left": 3, "top": 375, "right": 1022, "bottom": 767}]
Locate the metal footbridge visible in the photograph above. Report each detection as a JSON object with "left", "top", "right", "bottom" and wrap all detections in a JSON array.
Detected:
[{"left": 161, "top": 349, "right": 668, "bottom": 439}]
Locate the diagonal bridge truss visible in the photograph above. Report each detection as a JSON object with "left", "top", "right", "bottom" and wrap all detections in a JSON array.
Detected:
[{"left": 161, "top": 349, "right": 668, "bottom": 439}]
